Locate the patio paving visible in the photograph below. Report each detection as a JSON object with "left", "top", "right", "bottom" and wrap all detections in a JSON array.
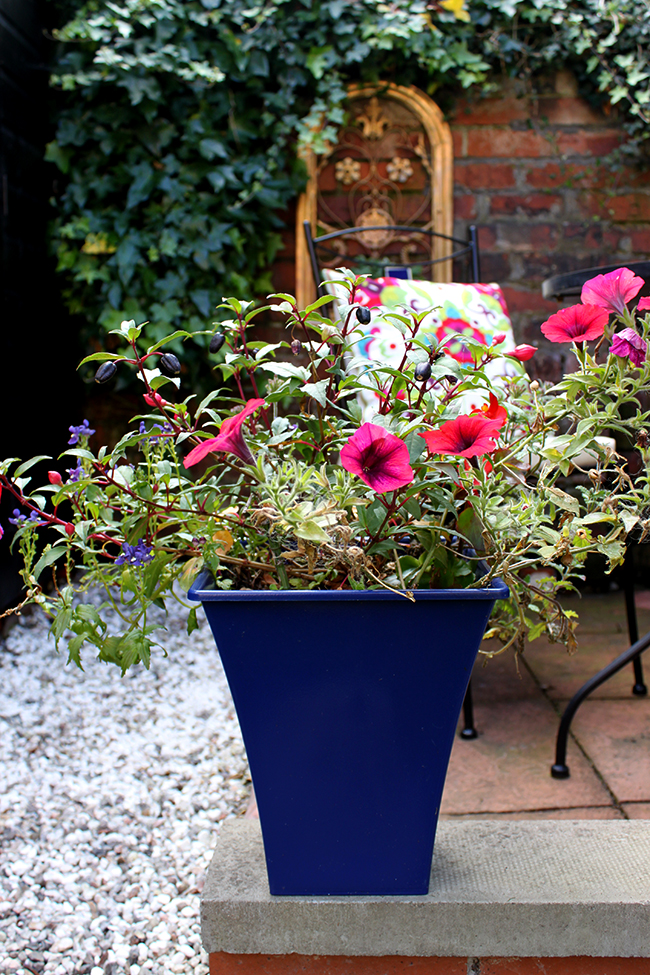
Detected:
[{"left": 440, "top": 588, "right": 650, "bottom": 821}]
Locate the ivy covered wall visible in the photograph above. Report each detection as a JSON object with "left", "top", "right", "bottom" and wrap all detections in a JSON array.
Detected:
[{"left": 44, "top": 0, "right": 650, "bottom": 387}]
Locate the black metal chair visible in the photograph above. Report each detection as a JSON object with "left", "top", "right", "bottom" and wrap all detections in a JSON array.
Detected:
[
  {"left": 542, "top": 263, "right": 650, "bottom": 777},
  {"left": 542, "top": 261, "right": 650, "bottom": 301},
  {"left": 304, "top": 221, "right": 482, "bottom": 291},
  {"left": 305, "top": 220, "right": 485, "bottom": 739}
]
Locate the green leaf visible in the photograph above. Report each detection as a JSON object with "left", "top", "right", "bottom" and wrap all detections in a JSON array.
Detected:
[
  {"left": 547, "top": 487, "right": 580, "bottom": 515},
  {"left": 294, "top": 520, "right": 330, "bottom": 543},
  {"left": 13, "top": 456, "right": 52, "bottom": 477},
  {"left": 187, "top": 607, "right": 199, "bottom": 635},
  {"left": 32, "top": 546, "right": 67, "bottom": 582},
  {"left": 405, "top": 431, "right": 426, "bottom": 464},
  {"left": 302, "top": 380, "right": 329, "bottom": 407},
  {"left": 79, "top": 352, "right": 125, "bottom": 365}
]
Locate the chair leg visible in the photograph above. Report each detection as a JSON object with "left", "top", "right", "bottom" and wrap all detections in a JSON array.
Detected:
[
  {"left": 622, "top": 546, "right": 648, "bottom": 696},
  {"left": 551, "top": 627, "right": 650, "bottom": 778},
  {"left": 460, "top": 679, "right": 478, "bottom": 739}
]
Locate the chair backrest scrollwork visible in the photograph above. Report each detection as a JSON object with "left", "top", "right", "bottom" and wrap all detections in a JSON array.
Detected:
[{"left": 295, "top": 83, "right": 454, "bottom": 307}]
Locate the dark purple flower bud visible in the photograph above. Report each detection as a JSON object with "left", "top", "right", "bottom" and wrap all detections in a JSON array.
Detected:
[
  {"left": 159, "top": 353, "right": 181, "bottom": 377},
  {"left": 290, "top": 339, "right": 302, "bottom": 355},
  {"left": 356, "top": 306, "right": 371, "bottom": 325},
  {"left": 95, "top": 361, "right": 117, "bottom": 384},
  {"left": 414, "top": 361, "right": 432, "bottom": 382},
  {"left": 209, "top": 333, "right": 226, "bottom": 354},
  {"left": 610, "top": 327, "right": 647, "bottom": 367}
]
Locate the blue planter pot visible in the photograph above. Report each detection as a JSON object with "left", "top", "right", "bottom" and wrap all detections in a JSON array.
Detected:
[{"left": 189, "top": 573, "right": 508, "bottom": 896}]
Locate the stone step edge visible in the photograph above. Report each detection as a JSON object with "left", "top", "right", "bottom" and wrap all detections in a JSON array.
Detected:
[{"left": 201, "top": 818, "right": 650, "bottom": 958}]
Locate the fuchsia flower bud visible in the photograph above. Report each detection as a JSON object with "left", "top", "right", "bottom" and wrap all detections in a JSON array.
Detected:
[
  {"left": 48, "top": 471, "right": 63, "bottom": 485},
  {"left": 506, "top": 344, "right": 537, "bottom": 361},
  {"left": 492, "top": 332, "right": 507, "bottom": 346},
  {"left": 65, "top": 523, "right": 75, "bottom": 536},
  {"left": 144, "top": 391, "right": 169, "bottom": 409}
]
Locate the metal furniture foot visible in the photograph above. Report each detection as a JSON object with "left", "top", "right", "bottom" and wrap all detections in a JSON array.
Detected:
[
  {"left": 551, "top": 548, "right": 647, "bottom": 778},
  {"left": 550, "top": 628, "right": 650, "bottom": 778},
  {"left": 460, "top": 680, "right": 478, "bottom": 739}
]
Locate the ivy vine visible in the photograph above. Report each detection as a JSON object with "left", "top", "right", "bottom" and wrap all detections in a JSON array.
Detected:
[{"left": 46, "top": 0, "right": 650, "bottom": 388}]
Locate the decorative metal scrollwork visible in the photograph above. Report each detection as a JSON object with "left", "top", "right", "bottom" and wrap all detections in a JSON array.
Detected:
[
  {"left": 313, "top": 92, "right": 436, "bottom": 268},
  {"left": 387, "top": 156, "right": 414, "bottom": 184},
  {"left": 295, "top": 83, "right": 454, "bottom": 306}
]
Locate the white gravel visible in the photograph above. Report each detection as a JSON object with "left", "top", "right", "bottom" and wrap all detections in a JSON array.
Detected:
[{"left": 0, "top": 597, "right": 250, "bottom": 974}]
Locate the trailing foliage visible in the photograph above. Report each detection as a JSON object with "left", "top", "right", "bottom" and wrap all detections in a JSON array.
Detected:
[{"left": 47, "top": 0, "right": 650, "bottom": 385}]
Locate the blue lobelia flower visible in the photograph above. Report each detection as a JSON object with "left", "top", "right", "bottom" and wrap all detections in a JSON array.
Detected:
[
  {"left": 68, "top": 419, "right": 96, "bottom": 446},
  {"left": 115, "top": 539, "right": 154, "bottom": 568}
]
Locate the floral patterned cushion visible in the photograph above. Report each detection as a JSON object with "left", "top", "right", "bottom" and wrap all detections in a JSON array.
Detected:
[{"left": 323, "top": 273, "right": 520, "bottom": 418}]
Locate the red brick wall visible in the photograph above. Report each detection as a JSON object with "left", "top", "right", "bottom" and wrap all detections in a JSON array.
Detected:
[
  {"left": 209, "top": 954, "right": 650, "bottom": 975},
  {"left": 451, "top": 72, "right": 650, "bottom": 380}
]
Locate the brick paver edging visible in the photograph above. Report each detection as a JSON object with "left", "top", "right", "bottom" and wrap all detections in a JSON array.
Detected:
[{"left": 208, "top": 956, "right": 650, "bottom": 975}]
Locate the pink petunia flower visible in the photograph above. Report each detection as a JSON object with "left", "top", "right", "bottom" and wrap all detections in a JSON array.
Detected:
[
  {"left": 506, "top": 344, "right": 537, "bottom": 361},
  {"left": 540, "top": 304, "right": 608, "bottom": 343},
  {"left": 610, "top": 328, "right": 647, "bottom": 367},
  {"left": 340, "top": 423, "right": 414, "bottom": 493},
  {"left": 581, "top": 267, "right": 644, "bottom": 316},
  {"left": 637, "top": 297, "right": 650, "bottom": 313},
  {"left": 184, "top": 398, "right": 266, "bottom": 467},
  {"left": 420, "top": 414, "right": 502, "bottom": 459}
]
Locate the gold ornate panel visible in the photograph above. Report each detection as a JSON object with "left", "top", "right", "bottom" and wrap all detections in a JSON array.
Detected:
[{"left": 296, "top": 83, "right": 454, "bottom": 307}]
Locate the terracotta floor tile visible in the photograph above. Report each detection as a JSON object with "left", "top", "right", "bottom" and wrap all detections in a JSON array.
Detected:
[
  {"left": 523, "top": 593, "right": 650, "bottom": 701},
  {"left": 571, "top": 697, "right": 650, "bottom": 803},
  {"left": 621, "top": 801, "right": 650, "bottom": 818},
  {"left": 442, "top": 651, "right": 613, "bottom": 815}
]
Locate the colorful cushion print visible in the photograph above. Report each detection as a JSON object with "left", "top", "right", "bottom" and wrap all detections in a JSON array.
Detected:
[{"left": 323, "top": 273, "right": 520, "bottom": 418}]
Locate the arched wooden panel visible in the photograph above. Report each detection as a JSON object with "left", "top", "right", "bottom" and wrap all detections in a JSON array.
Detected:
[{"left": 296, "top": 83, "right": 454, "bottom": 307}]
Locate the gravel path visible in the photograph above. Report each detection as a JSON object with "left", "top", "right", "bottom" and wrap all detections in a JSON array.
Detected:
[{"left": 0, "top": 598, "right": 250, "bottom": 974}]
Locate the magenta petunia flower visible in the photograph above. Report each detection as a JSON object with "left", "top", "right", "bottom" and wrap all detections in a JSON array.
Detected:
[
  {"left": 184, "top": 398, "right": 266, "bottom": 467},
  {"left": 610, "top": 328, "right": 647, "bottom": 367},
  {"left": 637, "top": 297, "right": 650, "bottom": 313},
  {"left": 340, "top": 423, "right": 414, "bottom": 493},
  {"left": 540, "top": 304, "right": 608, "bottom": 343},
  {"left": 420, "top": 414, "right": 502, "bottom": 459},
  {"left": 581, "top": 267, "right": 644, "bottom": 316}
]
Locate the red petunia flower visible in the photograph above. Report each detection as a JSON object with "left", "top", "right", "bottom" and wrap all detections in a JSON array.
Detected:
[
  {"left": 340, "top": 423, "right": 414, "bottom": 493},
  {"left": 540, "top": 304, "right": 608, "bottom": 343},
  {"left": 610, "top": 327, "right": 647, "bottom": 367},
  {"left": 184, "top": 399, "right": 266, "bottom": 467},
  {"left": 420, "top": 414, "right": 502, "bottom": 459},
  {"left": 506, "top": 344, "right": 537, "bottom": 361},
  {"left": 581, "top": 267, "right": 644, "bottom": 316},
  {"left": 471, "top": 392, "right": 508, "bottom": 429}
]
